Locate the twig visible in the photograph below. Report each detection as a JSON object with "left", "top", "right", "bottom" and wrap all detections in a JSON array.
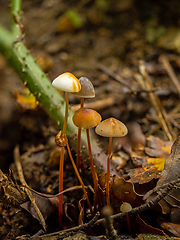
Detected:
[
  {"left": 71, "top": 97, "right": 115, "bottom": 112},
  {"left": 31, "top": 211, "right": 100, "bottom": 239},
  {"left": 159, "top": 55, "right": 180, "bottom": 96},
  {"left": 98, "top": 64, "right": 131, "bottom": 88},
  {"left": 99, "top": 64, "right": 160, "bottom": 94},
  {"left": 139, "top": 60, "right": 175, "bottom": 141},
  {"left": 14, "top": 145, "right": 46, "bottom": 231},
  {"left": 30, "top": 178, "right": 180, "bottom": 239},
  {"left": 99, "top": 178, "right": 180, "bottom": 224},
  {"left": 143, "top": 178, "right": 180, "bottom": 200}
]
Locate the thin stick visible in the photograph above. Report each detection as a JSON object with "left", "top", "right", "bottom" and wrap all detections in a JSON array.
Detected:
[
  {"left": 32, "top": 211, "right": 100, "bottom": 239},
  {"left": 98, "top": 64, "right": 131, "bottom": 88},
  {"left": 139, "top": 60, "right": 174, "bottom": 141},
  {"left": 106, "top": 137, "right": 112, "bottom": 206},
  {"left": 71, "top": 97, "right": 115, "bottom": 112},
  {"left": 34, "top": 179, "right": 180, "bottom": 239},
  {"left": 13, "top": 145, "right": 46, "bottom": 231},
  {"left": 159, "top": 55, "right": 180, "bottom": 96}
]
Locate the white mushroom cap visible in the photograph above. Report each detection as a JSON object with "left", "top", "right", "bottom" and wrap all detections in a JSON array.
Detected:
[
  {"left": 73, "top": 108, "right": 102, "bottom": 129},
  {"left": 52, "top": 72, "right": 81, "bottom": 92},
  {"left": 120, "top": 202, "right": 132, "bottom": 213},
  {"left": 72, "top": 77, "right": 95, "bottom": 98},
  {"left": 95, "top": 118, "right": 128, "bottom": 137}
]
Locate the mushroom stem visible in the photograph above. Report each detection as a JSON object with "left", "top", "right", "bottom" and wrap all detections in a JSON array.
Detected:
[
  {"left": 76, "top": 97, "right": 85, "bottom": 170},
  {"left": 58, "top": 91, "right": 69, "bottom": 224},
  {"left": 62, "top": 92, "right": 69, "bottom": 134},
  {"left": 76, "top": 127, "right": 82, "bottom": 169},
  {"left": 65, "top": 136, "right": 93, "bottom": 215},
  {"left": 86, "top": 129, "right": 99, "bottom": 207},
  {"left": 126, "top": 212, "right": 131, "bottom": 235},
  {"left": 58, "top": 146, "right": 65, "bottom": 224},
  {"left": 80, "top": 97, "right": 84, "bottom": 108},
  {"left": 106, "top": 137, "right": 112, "bottom": 206}
]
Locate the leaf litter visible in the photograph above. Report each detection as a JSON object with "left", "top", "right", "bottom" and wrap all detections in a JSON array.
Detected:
[{"left": 2, "top": 0, "right": 180, "bottom": 239}]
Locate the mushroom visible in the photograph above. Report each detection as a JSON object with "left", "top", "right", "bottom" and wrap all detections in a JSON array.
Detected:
[
  {"left": 120, "top": 202, "right": 132, "bottom": 234},
  {"left": 72, "top": 77, "right": 95, "bottom": 170},
  {"left": 95, "top": 118, "right": 128, "bottom": 205},
  {"left": 73, "top": 108, "right": 101, "bottom": 207},
  {"left": 52, "top": 72, "right": 81, "bottom": 223}
]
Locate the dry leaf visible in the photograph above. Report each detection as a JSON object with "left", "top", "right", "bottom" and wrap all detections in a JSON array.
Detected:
[
  {"left": 156, "top": 136, "right": 180, "bottom": 210},
  {"left": 129, "top": 136, "right": 172, "bottom": 184},
  {"left": 99, "top": 174, "right": 144, "bottom": 207},
  {"left": 14, "top": 88, "right": 39, "bottom": 110},
  {"left": 159, "top": 218, "right": 180, "bottom": 237}
]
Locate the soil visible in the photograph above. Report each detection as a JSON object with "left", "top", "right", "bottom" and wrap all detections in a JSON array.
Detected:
[{"left": 0, "top": 0, "right": 180, "bottom": 239}]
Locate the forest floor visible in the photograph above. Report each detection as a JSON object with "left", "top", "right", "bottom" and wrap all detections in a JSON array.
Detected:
[{"left": 1, "top": 0, "right": 180, "bottom": 239}]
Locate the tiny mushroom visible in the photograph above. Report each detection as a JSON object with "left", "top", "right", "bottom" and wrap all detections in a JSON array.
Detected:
[
  {"left": 95, "top": 118, "right": 128, "bottom": 205},
  {"left": 73, "top": 108, "right": 102, "bottom": 206},
  {"left": 120, "top": 202, "right": 132, "bottom": 234},
  {"left": 52, "top": 72, "right": 81, "bottom": 224},
  {"left": 72, "top": 77, "right": 95, "bottom": 169}
]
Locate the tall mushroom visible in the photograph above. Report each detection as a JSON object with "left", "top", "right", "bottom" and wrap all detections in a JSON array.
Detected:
[
  {"left": 73, "top": 108, "right": 101, "bottom": 207},
  {"left": 72, "top": 77, "right": 95, "bottom": 170},
  {"left": 95, "top": 118, "right": 128, "bottom": 205},
  {"left": 52, "top": 72, "right": 81, "bottom": 223}
]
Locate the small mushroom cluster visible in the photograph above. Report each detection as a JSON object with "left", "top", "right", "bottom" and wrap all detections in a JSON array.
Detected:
[{"left": 52, "top": 72, "right": 128, "bottom": 223}]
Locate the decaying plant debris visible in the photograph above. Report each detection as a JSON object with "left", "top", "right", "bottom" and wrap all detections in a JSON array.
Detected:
[{"left": 1, "top": 0, "right": 180, "bottom": 239}]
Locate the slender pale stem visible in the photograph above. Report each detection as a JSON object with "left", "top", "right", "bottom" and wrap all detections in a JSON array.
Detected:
[
  {"left": 58, "top": 91, "right": 69, "bottom": 224},
  {"left": 62, "top": 92, "right": 69, "bottom": 134},
  {"left": 76, "top": 97, "right": 84, "bottom": 169},
  {"left": 106, "top": 137, "right": 112, "bottom": 206},
  {"left": 65, "top": 136, "right": 93, "bottom": 215},
  {"left": 58, "top": 146, "right": 65, "bottom": 224},
  {"left": 76, "top": 128, "right": 81, "bottom": 169},
  {"left": 86, "top": 129, "right": 99, "bottom": 198}
]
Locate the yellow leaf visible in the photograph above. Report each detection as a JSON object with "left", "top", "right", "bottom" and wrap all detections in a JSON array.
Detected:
[
  {"left": 14, "top": 88, "right": 39, "bottom": 110},
  {"left": 147, "top": 157, "right": 165, "bottom": 171}
]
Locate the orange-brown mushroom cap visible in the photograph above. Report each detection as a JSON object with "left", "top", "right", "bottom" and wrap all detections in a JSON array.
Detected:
[
  {"left": 73, "top": 108, "right": 102, "bottom": 129},
  {"left": 95, "top": 117, "right": 128, "bottom": 137}
]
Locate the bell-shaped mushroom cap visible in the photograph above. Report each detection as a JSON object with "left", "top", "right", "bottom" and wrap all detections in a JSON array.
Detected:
[
  {"left": 52, "top": 72, "right": 81, "bottom": 92},
  {"left": 95, "top": 117, "right": 128, "bottom": 137},
  {"left": 72, "top": 77, "right": 95, "bottom": 98},
  {"left": 120, "top": 202, "right": 132, "bottom": 213},
  {"left": 73, "top": 108, "right": 101, "bottom": 129}
]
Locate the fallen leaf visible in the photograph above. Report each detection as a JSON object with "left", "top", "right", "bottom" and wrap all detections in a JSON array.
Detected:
[
  {"left": 98, "top": 174, "right": 144, "bottom": 207},
  {"left": 14, "top": 88, "right": 39, "bottom": 110},
  {"left": 159, "top": 217, "right": 180, "bottom": 237},
  {"left": 156, "top": 136, "right": 180, "bottom": 210},
  {"left": 129, "top": 136, "right": 172, "bottom": 184},
  {"left": 21, "top": 192, "right": 59, "bottom": 221},
  {"left": 129, "top": 214, "right": 166, "bottom": 236}
]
